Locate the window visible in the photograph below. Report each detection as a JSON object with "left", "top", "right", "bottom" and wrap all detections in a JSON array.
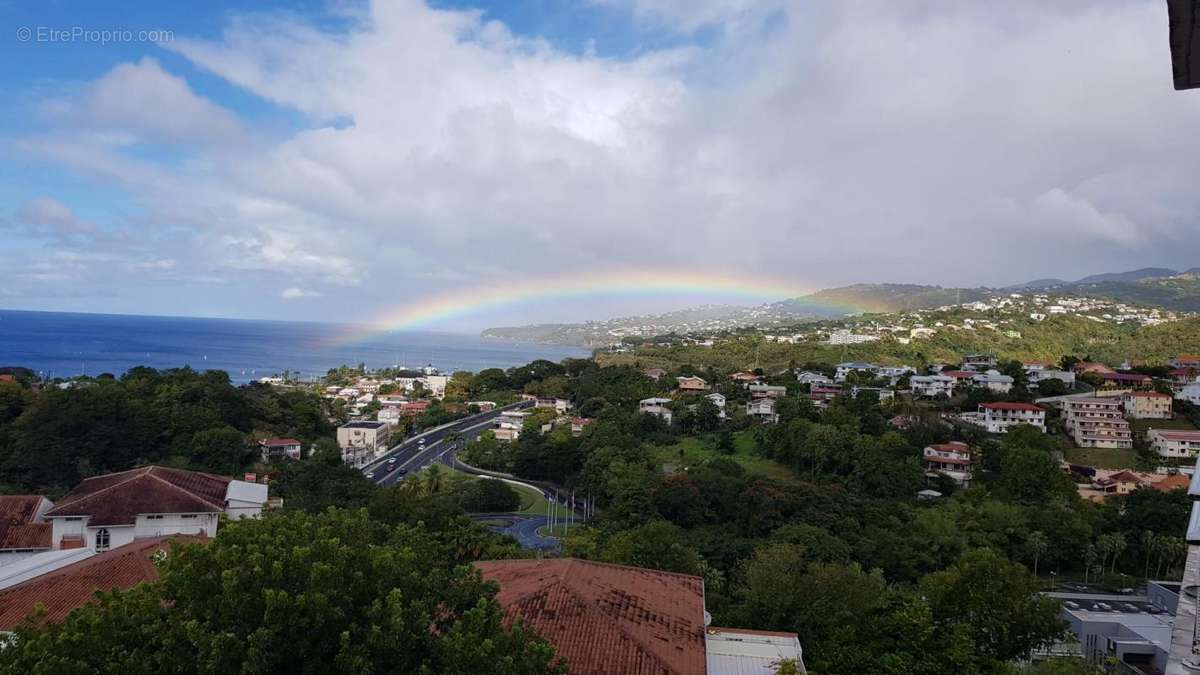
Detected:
[
  {"left": 95, "top": 528, "right": 110, "bottom": 552},
  {"left": 146, "top": 515, "right": 164, "bottom": 520},
  {"left": 181, "top": 514, "right": 198, "bottom": 519}
]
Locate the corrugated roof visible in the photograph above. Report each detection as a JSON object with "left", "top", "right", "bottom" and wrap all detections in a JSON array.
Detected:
[{"left": 475, "top": 558, "right": 707, "bottom": 675}]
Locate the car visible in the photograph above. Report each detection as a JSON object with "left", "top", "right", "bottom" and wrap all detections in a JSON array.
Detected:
[
  {"left": 388, "top": 457, "right": 397, "bottom": 465},
  {"left": 398, "top": 468, "right": 408, "bottom": 475},
  {"left": 365, "top": 471, "right": 375, "bottom": 479},
  {"left": 419, "top": 437, "right": 426, "bottom": 445}
]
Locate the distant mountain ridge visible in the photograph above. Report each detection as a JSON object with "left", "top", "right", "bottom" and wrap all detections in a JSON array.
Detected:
[{"left": 482, "top": 268, "right": 1200, "bottom": 346}]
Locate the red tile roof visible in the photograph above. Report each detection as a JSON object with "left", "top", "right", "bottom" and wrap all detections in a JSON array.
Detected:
[
  {"left": 1154, "top": 474, "right": 1191, "bottom": 492},
  {"left": 1154, "top": 430, "right": 1200, "bottom": 441},
  {"left": 0, "top": 496, "right": 51, "bottom": 551},
  {"left": 475, "top": 559, "right": 707, "bottom": 675},
  {"left": 980, "top": 402, "right": 1044, "bottom": 412},
  {"left": 45, "top": 466, "right": 231, "bottom": 527},
  {"left": 1103, "top": 373, "right": 1152, "bottom": 383},
  {"left": 0, "top": 535, "right": 203, "bottom": 630},
  {"left": 941, "top": 370, "right": 977, "bottom": 379},
  {"left": 260, "top": 438, "right": 301, "bottom": 446}
]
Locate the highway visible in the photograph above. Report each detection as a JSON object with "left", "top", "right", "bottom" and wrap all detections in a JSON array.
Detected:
[{"left": 361, "top": 400, "right": 532, "bottom": 487}]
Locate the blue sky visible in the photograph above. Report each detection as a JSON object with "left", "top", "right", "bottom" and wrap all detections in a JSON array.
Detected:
[{"left": 2, "top": 0, "right": 1198, "bottom": 331}]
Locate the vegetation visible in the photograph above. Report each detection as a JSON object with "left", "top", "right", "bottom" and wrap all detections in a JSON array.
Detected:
[{"left": 0, "top": 367, "right": 335, "bottom": 495}]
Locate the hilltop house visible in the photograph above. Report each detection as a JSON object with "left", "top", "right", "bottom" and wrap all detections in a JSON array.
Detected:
[
  {"left": 1148, "top": 430, "right": 1200, "bottom": 459},
  {"left": 923, "top": 442, "right": 974, "bottom": 486},
  {"left": 41, "top": 466, "right": 266, "bottom": 554},
  {"left": 639, "top": 397, "right": 674, "bottom": 424},
  {"left": 1122, "top": 391, "right": 1174, "bottom": 419},
  {"left": 1063, "top": 398, "right": 1132, "bottom": 449},
  {"left": 978, "top": 402, "right": 1046, "bottom": 433},
  {"left": 910, "top": 375, "right": 955, "bottom": 398},
  {"left": 675, "top": 376, "right": 709, "bottom": 393},
  {"left": 258, "top": 438, "right": 303, "bottom": 461}
]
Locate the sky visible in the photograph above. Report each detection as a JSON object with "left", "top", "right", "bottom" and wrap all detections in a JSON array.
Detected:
[{"left": 2, "top": 0, "right": 1199, "bottom": 332}]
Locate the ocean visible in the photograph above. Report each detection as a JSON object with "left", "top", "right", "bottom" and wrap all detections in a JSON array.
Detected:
[{"left": 0, "top": 310, "right": 589, "bottom": 383}]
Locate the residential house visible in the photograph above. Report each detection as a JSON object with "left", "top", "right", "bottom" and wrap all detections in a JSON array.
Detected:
[
  {"left": 1153, "top": 473, "right": 1192, "bottom": 492},
  {"left": 973, "top": 370, "right": 1014, "bottom": 393},
  {"left": 834, "top": 362, "right": 876, "bottom": 382},
  {"left": 42, "top": 466, "right": 266, "bottom": 554},
  {"left": 1178, "top": 383, "right": 1200, "bottom": 405},
  {"left": 1148, "top": 430, "right": 1200, "bottom": 459},
  {"left": 810, "top": 385, "right": 842, "bottom": 405},
  {"left": 0, "top": 535, "right": 203, "bottom": 631},
  {"left": 474, "top": 558, "right": 805, "bottom": 675},
  {"left": 570, "top": 418, "right": 594, "bottom": 436},
  {"left": 745, "top": 399, "right": 779, "bottom": 424},
  {"left": 1101, "top": 372, "right": 1153, "bottom": 390},
  {"left": 1170, "top": 368, "right": 1199, "bottom": 385},
  {"left": 1170, "top": 355, "right": 1200, "bottom": 369},
  {"left": 962, "top": 353, "right": 998, "bottom": 370},
  {"left": 729, "top": 371, "right": 762, "bottom": 385},
  {"left": 337, "top": 420, "right": 392, "bottom": 467},
  {"left": 851, "top": 386, "right": 894, "bottom": 403},
  {"left": 978, "top": 402, "right": 1046, "bottom": 433},
  {"left": 1073, "top": 361, "right": 1116, "bottom": 376},
  {"left": 875, "top": 366, "right": 916, "bottom": 385},
  {"left": 795, "top": 371, "right": 833, "bottom": 387},
  {"left": 747, "top": 384, "right": 788, "bottom": 400},
  {"left": 535, "top": 397, "right": 573, "bottom": 414},
  {"left": 910, "top": 375, "right": 955, "bottom": 398},
  {"left": 704, "top": 392, "right": 727, "bottom": 420},
  {"left": 675, "top": 376, "right": 709, "bottom": 394},
  {"left": 258, "top": 438, "right": 302, "bottom": 461},
  {"left": 639, "top": 397, "right": 674, "bottom": 424},
  {"left": 1122, "top": 391, "right": 1174, "bottom": 419},
  {"left": 1092, "top": 470, "right": 1147, "bottom": 496},
  {"left": 1023, "top": 361, "right": 1054, "bottom": 373},
  {"left": 1063, "top": 397, "right": 1132, "bottom": 449},
  {"left": 1029, "top": 368, "right": 1076, "bottom": 389},
  {"left": 400, "top": 400, "right": 430, "bottom": 416},
  {"left": 941, "top": 370, "right": 978, "bottom": 387},
  {"left": 0, "top": 496, "right": 54, "bottom": 564},
  {"left": 377, "top": 406, "right": 403, "bottom": 426},
  {"left": 643, "top": 367, "right": 668, "bottom": 381},
  {"left": 923, "top": 442, "right": 974, "bottom": 486}
]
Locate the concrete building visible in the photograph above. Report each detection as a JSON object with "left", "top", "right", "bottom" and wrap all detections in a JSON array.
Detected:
[
  {"left": 337, "top": 420, "right": 392, "bottom": 467},
  {"left": 910, "top": 375, "right": 955, "bottom": 398},
  {"left": 923, "top": 442, "right": 973, "bottom": 486},
  {"left": 41, "top": 466, "right": 265, "bottom": 554},
  {"left": 676, "top": 376, "right": 709, "bottom": 394},
  {"left": 1123, "top": 391, "right": 1174, "bottom": 419},
  {"left": 1177, "top": 383, "right": 1200, "bottom": 406},
  {"left": 639, "top": 397, "right": 674, "bottom": 424},
  {"left": 258, "top": 437, "right": 302, "bottom": 461},
  {"left": 1049, "top": 583, "right": 1178, "bottom": 673},
  {"left": 1063, "top": 397, "right": 1132, "bottom": 449},
  {"left": 834, "top": 362, "right": 876, "bottom": 382},
  {"left": 1149, "top": 430, "right": 1200, "bottom": 459},
  {"left": 978, "top": 402, "right": 1046, "bottom": 433},
  {"left": 745, "top": 399, "right": 779, "bottom": 424},
  {"left": 972, "top": 369, "right": 1014, "bottom": 393},
  {"left": 747, "top": 384, "right": 788, "bottom": 400}
]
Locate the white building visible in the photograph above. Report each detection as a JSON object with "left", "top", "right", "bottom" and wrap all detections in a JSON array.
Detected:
[
  {"left": 42, "top": 466, "right": 266, "bottom": 554},
  {"left": 639, "top": 397, "right": 674, "bottom": 424},
  {"left": 745, "top": 398, "right": 779, "bottom": 424},
  {"left": 706, "top": 628, "right": 807, "bottom": 675},
  {"left": 1063, "top": 397, "right": 1132, "bottom": 449},
  {"left": 978, "top": 402, "right": 1046, "bottom": 433},
  {"left": 834, "top": 362, "right": 877, "bottom": 382},
  {"left": 337, "top": 420, "right": 392, "bottom": 467},
  {"left": 973, "top": 370, "right": 1014, "bottom": 393},
  {"left": 1177, "top": 384, "right": 1200, "bottom": 406},
  {"left": 826, "top": 329, "right": 879, "bottom": 345},
  {"left": 258, "top": 438, "right": 303, "bottom": 461},
  {"left": 1149, "top": 430, "right": 1200, "bottom": 459},
  {"left": 795, "top": 371, "right": 833, "bottom": 387},
  {"left": 923, "top": 442, "right": 974, "bottom": 485},
  {"left": 1029, "top": 369, "right": 1076, "bottom": 389},
  {"left": 910, "top": 375, "right": 955, "bottom": 398}
]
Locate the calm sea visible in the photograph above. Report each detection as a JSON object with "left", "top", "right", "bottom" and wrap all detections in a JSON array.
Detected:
[{"left": 0, "top": 310, "right": 589, "bottom": 383}]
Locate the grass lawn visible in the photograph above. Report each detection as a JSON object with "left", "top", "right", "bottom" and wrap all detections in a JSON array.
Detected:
[
  {"left": 1130, "top": 418, "right": 1198, "bottom": 433},
  {"left": 1063, "top": 446, "right": 1138, "bottom": 469},
  {"left": 654, "top": 432, "right": 797, "bottom": 482},
  {"left": 536, "top": 522, "right": 583, "bottom": 538}
]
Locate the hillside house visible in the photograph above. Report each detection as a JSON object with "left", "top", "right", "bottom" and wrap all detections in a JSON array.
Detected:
[
  {"left": 1148, "top": 430, "right": 1200, "bottom": 459},
  {"left": 923, "top": 442, "right": 974, "bottom": 486},
  {"left": 1122, "top": 391, "right": 1174, "bottom": 419},
  {"left": 1063, "top": 398, "right": 1132, "bottom": 449},
  {"left": 910, "top": 375, "right": 955, "bottom": 398},
  {"left": 258, "top": 438, "right": 302, "bottom": 461},
  {"left": 979, "top": 402, "right": 1046, "bottom": 433},
  {"left": 675, "top": 376, "right": 709, "bottom": 393},
  {"left": 41, "top": 467, "right": 265, "bottom": 554},
  {"left": 639, "top": 397, "right": 674, "bottom": 424},
  {"left": 973, "top": 370, "right": 1015, "bottom": 393},
  {"left": 745, "top": 399, "right": 779, "bottom": 424}
]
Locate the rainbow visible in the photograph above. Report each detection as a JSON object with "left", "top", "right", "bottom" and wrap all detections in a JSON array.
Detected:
[{"left": 329, "top": 268, "right": 862, "bottom": 346}]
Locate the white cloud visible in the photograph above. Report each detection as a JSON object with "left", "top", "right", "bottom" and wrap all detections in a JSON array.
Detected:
[
  {"left": 12, "top": 0, "right": 1200, "bottom": 321},
  {"left": 281, "top": 287, "right": 322, "bottom": 299}
]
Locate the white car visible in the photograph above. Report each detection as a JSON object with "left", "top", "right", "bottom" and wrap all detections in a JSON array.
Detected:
[
  {"left": 365, "top": 471, "right": 375, "bottom": 479},
  {"left": 419, "top": 438, "right": 426, "bottom": 446}
]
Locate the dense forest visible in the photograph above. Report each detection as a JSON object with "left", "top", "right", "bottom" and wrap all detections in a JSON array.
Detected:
[{"left": 0, "top": 367, "right": 334, "bottom": 495}]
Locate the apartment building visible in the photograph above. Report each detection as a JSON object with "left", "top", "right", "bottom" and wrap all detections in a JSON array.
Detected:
[
  {"left": 1123, "top": 391, "right": 1174, "bottom": 419},
  {"left": 1063, "top": 397, "right": 1132, "bottom": 449},
  {"left": 978, "top": 402, "right": 1046, "bottom": 433}
]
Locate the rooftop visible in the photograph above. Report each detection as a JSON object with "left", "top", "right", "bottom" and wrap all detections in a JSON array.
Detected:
[
  {"left": 340, "top": 420, "right": 390, "bottom": 429},
  {"left": 980, "top": 402, "right": 1044, "bottom": 412},
  {"left": 0, "top": 495, "right": 51, "bottom": 551},
  {"left": 475, "top": 558, "right": 707, "bottom": 675},
  {"left": 44, "top": 466, "right": 232, "bottom": 527}
]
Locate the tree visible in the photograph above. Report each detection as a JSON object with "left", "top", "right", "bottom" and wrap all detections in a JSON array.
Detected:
[
  {"left": 0, "top": 509, "right": 563, "bottom": 674},
  {"left": 921, "top": 549, "right": 1067, "bottom": 666},
  {"left": 1025, "top": 531, "right": 1049, "bottom": 576}
]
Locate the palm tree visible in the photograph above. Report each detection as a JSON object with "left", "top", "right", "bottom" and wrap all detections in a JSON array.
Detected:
[
  {"left": 1026, "top": 531, "right": 1049, "bottom": 577},
  {"left": 423, "top": 463, "right": 447, "bottom": 495},
  {"left": 1083, "top": 544, "right": 1099, "bottom": 584},
  {"left": 1141, "top": 531, "right": 1156, "bottom": 580}
]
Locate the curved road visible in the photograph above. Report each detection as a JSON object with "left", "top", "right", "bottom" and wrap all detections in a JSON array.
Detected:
[
  {"left": 470, "top": 514, "right": 560, "bottom": 550},
  {"left": 361, "top": 400, "right": 532, "bottom": 487}
]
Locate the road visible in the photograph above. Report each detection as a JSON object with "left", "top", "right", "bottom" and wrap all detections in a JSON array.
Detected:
[
  {"left": 469, "top": 514, "right": 559, "bottom": 550},
  {"left": 361, "top": 400, "right": 533, "bottom": 487}
]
